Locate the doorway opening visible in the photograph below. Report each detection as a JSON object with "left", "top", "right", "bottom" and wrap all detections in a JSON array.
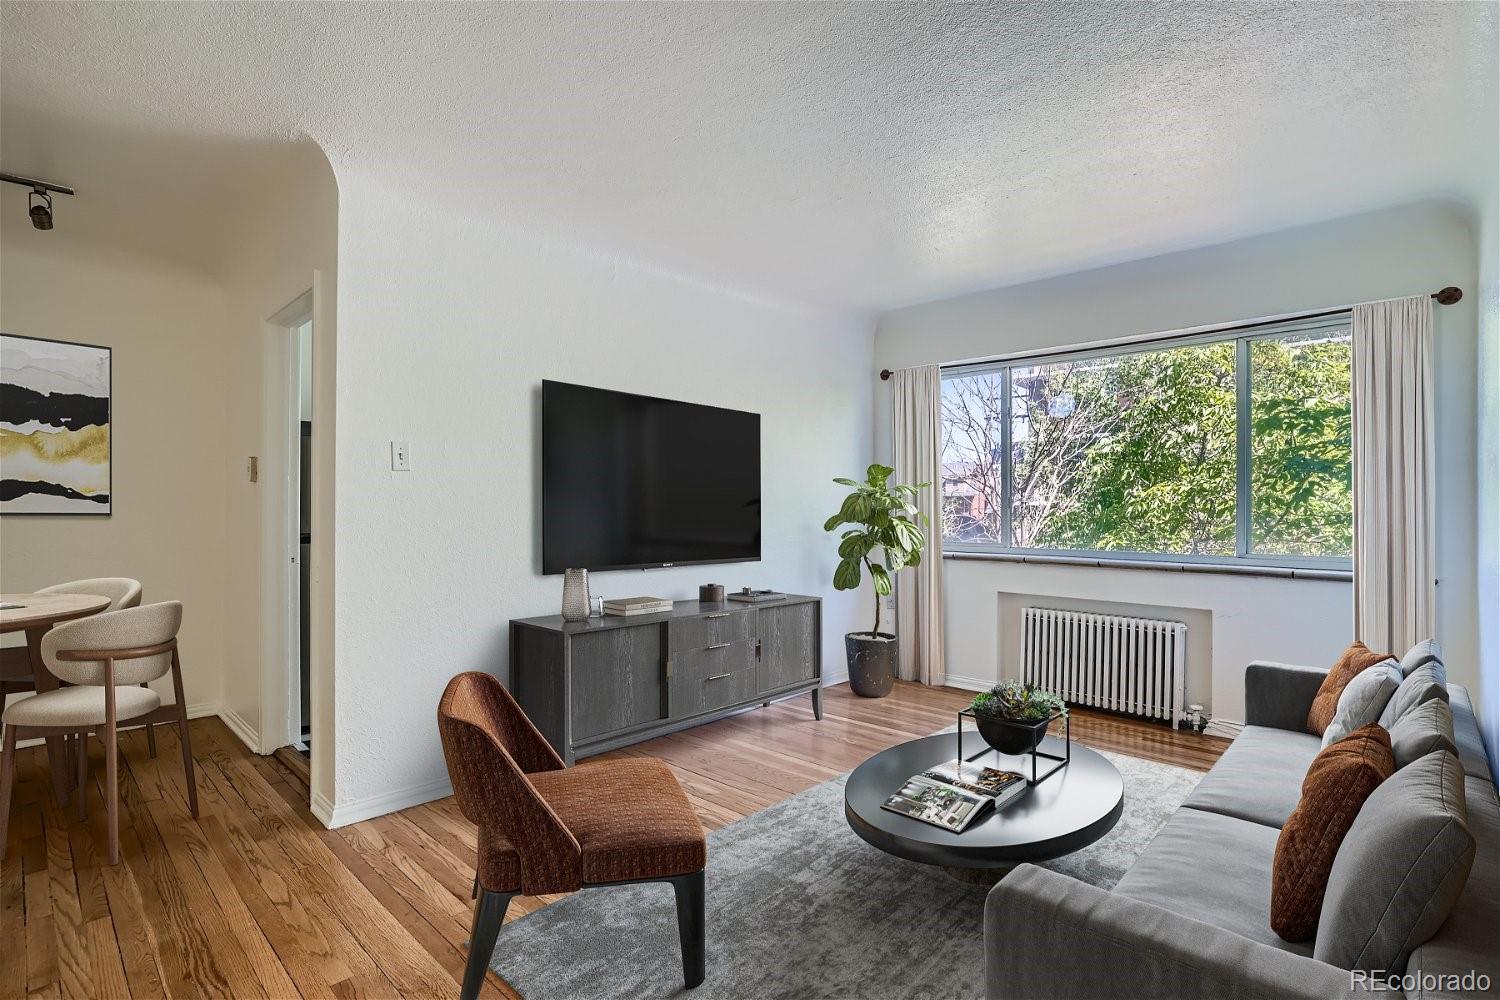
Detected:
[{"left": 265, "top": 289, "right": 316, "bottom": 792}]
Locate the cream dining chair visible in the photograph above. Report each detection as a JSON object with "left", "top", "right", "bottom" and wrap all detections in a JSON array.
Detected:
[
  {"left": 0, "top": 601, "right": 196, "bottom": 864},
  {"left": 0, "top": 578, "right": 144, "bottom": 690},
  {"left": 0, "top": 579, "right": 151, "bottom": 774}
]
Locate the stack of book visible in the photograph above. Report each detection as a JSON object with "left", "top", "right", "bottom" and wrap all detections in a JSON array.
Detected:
[{"left": 603, "top": 596, "right": 673, "bottom": 617}]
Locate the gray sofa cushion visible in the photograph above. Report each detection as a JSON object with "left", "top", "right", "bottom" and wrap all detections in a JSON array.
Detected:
[
  {"left": 1405, "top": 776, "right": 1500, "bottom": 998},
  {"left": 1378, "top": 661, "right": 1449, "bottom": 730},
  {"left": 1183, "top": 725, "right": 1322, "bottom": 829},
  {"left": 1114, "top": 807, "right": 1312, "bottom": 957},
  {"left": 1315, "top": 751, "right": 1476, "bottom": 973},
  {"left": 1323, "top": 661, "right": 1400, "bottom": 746},
  {"left": 1447, "top": 684, "right": 1494, "bottom": 781},
  {"left": 1389, "top": 698, "right": 1458, "bottom": 769},
  {"left": 1398, "top": 638, "right": 1443, "bottom": 677}
]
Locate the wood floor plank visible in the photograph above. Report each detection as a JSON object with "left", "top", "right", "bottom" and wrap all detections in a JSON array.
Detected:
[
  {"left": 2, "top": 841, "right": 26, "bottom": 1000},
  {"left": 84, "top": 917, "right": 131, "bottom": 1000}
]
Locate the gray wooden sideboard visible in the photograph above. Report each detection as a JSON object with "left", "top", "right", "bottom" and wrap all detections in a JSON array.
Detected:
[{"left": 509, "top": 595, "right": 822, "bottom": 764}]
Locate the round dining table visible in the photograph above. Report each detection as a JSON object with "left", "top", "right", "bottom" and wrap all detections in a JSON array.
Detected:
[{"left": 1, "top": 592, "right": 113, "bottom": 803}]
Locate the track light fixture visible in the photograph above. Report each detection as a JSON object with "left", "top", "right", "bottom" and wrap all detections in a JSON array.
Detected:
[
  {"left": 29, "top": 188, "right": 53, "bottom": 230},
  {"left": 0, "top": 171, "right": 74, "bottom": 231}
]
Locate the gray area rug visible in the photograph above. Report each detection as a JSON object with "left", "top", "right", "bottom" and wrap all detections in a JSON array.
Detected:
[{"left": 492, "top": 750, "right": 1202, "bottom": 1000}]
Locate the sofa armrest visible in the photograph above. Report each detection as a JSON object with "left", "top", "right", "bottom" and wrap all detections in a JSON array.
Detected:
[
  {"left": 985, "top": 866, "right": 1374, "bottom": 1000},
  {"left": 1244, "top": 660, "right": 1328, "bottom": 732}
]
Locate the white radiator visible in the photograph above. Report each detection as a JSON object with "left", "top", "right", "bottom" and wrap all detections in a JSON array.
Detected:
[{"left": 1020, "top": 607, "right": 1187, "bottom": 726}]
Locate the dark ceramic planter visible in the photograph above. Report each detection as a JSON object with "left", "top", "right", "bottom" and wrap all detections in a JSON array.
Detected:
[
  {"left": 974, "top": 712, "right": 1055, "bottom": 755},
  {"left": 846, "top": 632, "right": 897, "bottom": 698}
]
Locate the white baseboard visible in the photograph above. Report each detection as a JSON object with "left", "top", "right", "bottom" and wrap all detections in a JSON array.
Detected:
[
  {"left": 322, "top": 775, "right": 454, "bottom": 829},
  {"left": 941, "top": 672, "right": 993, "bottom": 693},
  {"left": 218, "top": 705, "right": 261, "bottom": 754},
  {"left": 14, "top": 700, "right": 221, "bottom": 750},
  {"left": 1203, "top": 718, "right": 1244, "bottom": 739},
  {"left": 310, "top": 789, "right": 336, "bottom": 827}
]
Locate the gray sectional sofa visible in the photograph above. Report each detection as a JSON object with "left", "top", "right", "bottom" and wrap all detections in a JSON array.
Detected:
[{"left": 985, "top": 659, "right": 1497, "bottom": 999}]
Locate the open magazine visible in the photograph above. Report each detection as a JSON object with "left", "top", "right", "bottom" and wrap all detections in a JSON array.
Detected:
[{"left": 880, "top": 760, "right": 1027, "bottom": 833}]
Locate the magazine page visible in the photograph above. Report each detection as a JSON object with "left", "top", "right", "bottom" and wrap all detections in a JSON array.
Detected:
[
  {"left": 922, "top": 760, "right": 1025, "bottom": 800},
  {"left": 880, "top": 775, "right": 989, "bottom": 832}
]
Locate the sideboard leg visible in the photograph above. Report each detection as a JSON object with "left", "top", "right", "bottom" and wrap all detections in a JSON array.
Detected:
[{"left": 810, "top": 687, "right": 823, "bottom": 721}]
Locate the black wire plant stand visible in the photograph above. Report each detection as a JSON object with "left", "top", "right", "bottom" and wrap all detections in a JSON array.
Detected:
[{"left": 956, "top": 707, "right": 1071, "bottom": 787}]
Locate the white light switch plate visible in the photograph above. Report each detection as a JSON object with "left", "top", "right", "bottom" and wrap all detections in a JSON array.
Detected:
[{"left": 390, "top": 441, "right": 410, "bottom": 472}]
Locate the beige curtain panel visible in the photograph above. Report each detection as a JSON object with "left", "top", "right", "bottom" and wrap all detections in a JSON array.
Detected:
[
  {"left": 891, "top": 364, "right": 946, "bottom": 686},
  {"left": 1352, "top": 295, "right": 1435, "bottom": 656}
]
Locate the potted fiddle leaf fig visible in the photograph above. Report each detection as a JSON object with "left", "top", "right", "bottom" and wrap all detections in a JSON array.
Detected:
[{"left": 824, "top": 464, "right": 930, "bottom": 697}]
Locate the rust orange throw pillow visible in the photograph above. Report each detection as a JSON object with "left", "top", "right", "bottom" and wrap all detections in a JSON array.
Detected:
[
  {"left": 1306, "top": 641, "right": 1390, "bottom": 735},
  {"left": 1270, "top": 723, "right": 1395, "bottom": 941}
]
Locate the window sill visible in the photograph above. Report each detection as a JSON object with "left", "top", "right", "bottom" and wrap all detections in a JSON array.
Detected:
[{"left": 941, "top": 549, "right": 1352, "bottom": 582}]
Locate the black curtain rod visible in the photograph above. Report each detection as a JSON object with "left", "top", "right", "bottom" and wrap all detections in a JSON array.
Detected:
[{"left": 878, "top": 285, "right": 1464, "bottom": 380}]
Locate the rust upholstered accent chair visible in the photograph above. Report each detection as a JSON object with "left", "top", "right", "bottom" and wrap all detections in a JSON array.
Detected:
[{"left": 438, "top": 671, "right": 707, "bottom": 1000}]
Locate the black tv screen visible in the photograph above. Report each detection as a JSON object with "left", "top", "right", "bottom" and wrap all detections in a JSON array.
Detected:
[{"left": 542, "top": 381, "right": 761, "bottom": 573}]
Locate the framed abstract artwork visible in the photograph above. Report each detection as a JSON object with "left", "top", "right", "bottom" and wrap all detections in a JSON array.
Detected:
[{"left": 0, "top": 333, "right": 112, "bottom": 515}]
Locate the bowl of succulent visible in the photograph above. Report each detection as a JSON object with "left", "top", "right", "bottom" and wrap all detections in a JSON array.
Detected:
[{"left": 969, "top": 681, "right": 1066, "bottom": 756}]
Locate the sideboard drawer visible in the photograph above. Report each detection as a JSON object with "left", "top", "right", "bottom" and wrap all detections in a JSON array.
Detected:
[
  {"left": 668, "top": 608, "right": 757, "bottom": 653},
  {"left": 669, "top": 639, "right": 758, "bottom": 716}
]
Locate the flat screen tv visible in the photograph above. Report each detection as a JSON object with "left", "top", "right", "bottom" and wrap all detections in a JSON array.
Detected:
[{"left": 542, "top": 380, "right": 761, "bottom": 573}]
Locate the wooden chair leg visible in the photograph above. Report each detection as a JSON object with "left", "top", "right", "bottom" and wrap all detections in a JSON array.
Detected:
[
  {"left": 672, "top": 869, "right": 706, "bottom": 989},
  {"left": 0, "top": 726, "right": 15, "bottom": 860},
  {"left": 461, "top": 889, "right": 512, "bottom": 1000},
  {"left": 104, "top": 661, "right": 120, "bottom": 865},
  {"left": 171, "top": 649, "right": 198, "bottom": 818},
  {"left": 76, "top": 729, "right": 88, "bottom": 821},
  {"left": 142, "top": 684, "right": 156, "bottom": 758}
]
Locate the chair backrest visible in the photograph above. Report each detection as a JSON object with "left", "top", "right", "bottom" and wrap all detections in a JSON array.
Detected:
[
  {"left": 437, "top": 672, "right": 582, "bottom": 893},
  {"left": 38, "top": 577, "right": 143, "bottom": 611},
  {"left": 41, "top": 601, "right": 181, "bottom": 687}
]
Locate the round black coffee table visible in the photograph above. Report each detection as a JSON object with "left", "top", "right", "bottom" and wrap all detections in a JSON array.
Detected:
[{"left": 844, "top": 730, "right": 1124, "bottom": 879}]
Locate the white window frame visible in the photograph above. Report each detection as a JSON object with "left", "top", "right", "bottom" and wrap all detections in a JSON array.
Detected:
[{"left": 940, "top": 312, "right": 1354, "bottom": 571}]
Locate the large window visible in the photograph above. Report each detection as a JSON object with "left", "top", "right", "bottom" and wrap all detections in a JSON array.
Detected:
[{"left": 940, "top": 316, "right": 1352, "bottom": 567}]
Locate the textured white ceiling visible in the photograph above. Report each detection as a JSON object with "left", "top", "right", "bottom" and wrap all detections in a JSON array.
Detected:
[{"left": 1, "top": 2, "right": 1494, "bottom": 310}]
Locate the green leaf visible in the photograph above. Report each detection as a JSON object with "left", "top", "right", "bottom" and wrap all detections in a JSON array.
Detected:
[
  {"left": 833, "top": 558, "right": 863, "bottom": 590},
  {"left": 865, "top": 464, "right": 894, "bottom": 488},
  {"left": 868, "top": 563, "right": 893, "bottom": 596},
  {"left": 838, "top": 533, "right": 873, "bottom": 559},
  {"left": 823, "top": 513, "right": 845, "bottom": 532},
  {"left": 832, "top": 477, "right": 860, "bottom": 487}
]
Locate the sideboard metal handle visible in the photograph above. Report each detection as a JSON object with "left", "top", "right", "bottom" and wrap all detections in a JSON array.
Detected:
[
  {"left": 705, "top": 672, "right": 733, "bottom": 681},
  {"left": 705, "top": 642, "right": 732, "bottom": 650},
  {"left": 705, "top": 612, "right": 733, "bottom": 619}
]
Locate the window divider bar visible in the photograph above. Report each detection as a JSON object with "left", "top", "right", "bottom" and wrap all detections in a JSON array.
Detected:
[
  {"left": 1234, "top": 338, "right": 1252, "bottom": 559},
  {"left": 1000, "top": 367, "right": 1014, "bottom": 549}
]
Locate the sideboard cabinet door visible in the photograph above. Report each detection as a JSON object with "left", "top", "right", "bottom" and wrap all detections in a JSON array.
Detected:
[
  {"left": 570, "top": 626, "right": 666, "bottom": 741},
  {"left": 758, "top": 601, "right": 819, "bottom": 694}
]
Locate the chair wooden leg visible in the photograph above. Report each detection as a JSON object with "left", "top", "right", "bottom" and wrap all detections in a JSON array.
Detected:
[
  {"left": 104, "top": 679, "right": 120, "bottom": 865},
  {"left": 461, "top": 889, "right": 512, "bottom": 1000},
  {"left": 0, "top": 726, "right": 16, "bottom": 860},
  {"left": 76, "top": 729, "right": 88, "bottom": 821},
  {"left": 672, "top": 869, "right": 706, "bottom": 989},
  {"left": 171, "top": 649, "right": 198, "bottom": 818},
  {"left": 142, "top": 684, "right": 156, "bottom": 758}
]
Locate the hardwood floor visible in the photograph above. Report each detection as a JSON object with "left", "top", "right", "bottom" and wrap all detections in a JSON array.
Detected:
[{"left": 2, "top": 681, "right": 1227, "bottom": 999}]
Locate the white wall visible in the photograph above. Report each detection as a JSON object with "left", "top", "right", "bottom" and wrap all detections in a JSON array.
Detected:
[
  {"left": 0, "top": 226, "right": 230, "bottom": 717},
  {"left": 215, "top": 143, "right": 338, "bottom": 808},
  {"left": 875, "top": 201, "right": 1481, "bottom": 727},
  {"left": 325, "top": 172, "right": 873, "bottom": 823}
]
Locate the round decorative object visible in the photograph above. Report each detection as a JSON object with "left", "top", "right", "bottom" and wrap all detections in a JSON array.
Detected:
[
  {"left": 974, "top": 713, "right": 1053, "bottom": 755},
  {"left": 846, "top": 632, "right": 897, "bottom": 697},
  {"left": 560, "top": 568, "right": 591, "bottom": 622}
]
